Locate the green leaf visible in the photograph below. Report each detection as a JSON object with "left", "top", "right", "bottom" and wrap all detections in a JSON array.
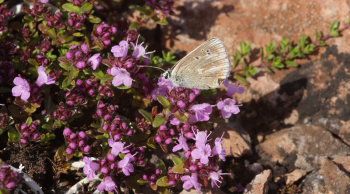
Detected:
[
  {"left": 248, "top": 66, "right": 259, "bottom": 76},
  {"left": 117, "top": 85, "right": 131, "bottom": 90},
  {"left": 138, "top": 109, "right": 152, "bottom": 122},
  {"left": 286, "top": 60, "right": 299, "bottom": 67},
  {"left": 157, "top": 18, "right": 169, "bottom": 25},
  {"left": 240, "top": 42, "right": 252, "bottom": 57},
  {"left": 73, "top": 32, "right": 84, "bottom": 37},
  {"left": 157, "top": 95, "right": 171, "bottom": 108},
  {"left": 272, "top": 57, "right": 284, "bottom": 69},
  {"left": 59, "top": 63, "right": 72, "bottom": 71},
  {"left": 81, "top": 2, "right": 93, "bottom": 13},
  {"left": 62, "top": 3, "right": 81, "bottom": 13},
  {"left": 25, "top": 117, "right": 33, "bottom": 125},
  {"left": 157, "top": 159, "right": 167, "bottom": 175},
  {"left": 0, "top": 0, "right": 4, "bottom": 4},
  {"left": 8, "top": 127, "right": 20, "bottom": 142},
  {"left": 147, "top": 137, "right": 157, "bottom": 149},
  {"left": 330, "top": 21, "right": 340, "bottom": 37},
  {"left": 137, "top": 179, "right": 147, "bottom": 185},
  {"left": 156, "top": 176, "right": 170, "bottom": 187},
  {"left": 88, "top": 15, "right": 102, "bottom": 23},
  {"left": 171, "top": 156, "right": 185, "bottom": 174},
  {"left": 152, "top": 116, "right": 166, "bottom": 128}
]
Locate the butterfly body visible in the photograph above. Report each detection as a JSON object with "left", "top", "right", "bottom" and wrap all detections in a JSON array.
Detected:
[{"left": 164, "top": 38, "right": 231, "bottom": 89}]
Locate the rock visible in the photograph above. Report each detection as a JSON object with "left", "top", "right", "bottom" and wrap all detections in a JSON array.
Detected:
[
  {"left": 284, "top": 169, "right": 307, "bottom": 185},
  {"left": 302, "top": 157, "right": 350, "bottom": 194},
  {"left": 257, "top": 124, "right": 350, "bottom": 171},
  {"left": 339, "top": 120, "right": 350, "bottom": 145},
  {"left": 284, "top": 109, "right": 299, "bottom": 125},
  {"left": 332, "top": 155, "right": 350, "bottom": 172},
  {"left": 244, "top": 169, "right": 272, "bottom": 194},
  {"left": 213, "top": 122, "right": 252, "bottom": 157},
  {"left": 165, "top": 0, "right": 350, "bottom": 55}
]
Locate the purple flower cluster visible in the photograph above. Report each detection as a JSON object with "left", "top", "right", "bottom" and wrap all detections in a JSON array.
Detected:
[
  {"left": 146, "top": 0, "right": 174, "bottom": 16},
  {"left": 95, "top": 101, "right": 134, "bottom": 140},
  {"left": 83, "top": 139, "right": 144, "bottom": 192},
  {"left": 65, "top": 44, "right": 93, "bottom": 69},
  {"left": 0, "top": 165, "right": 22, "bottom": 190},
  {"left": 141, "top": 165, "right": 163, "bottom": 186},
  {"left": 68, "top": 13, "right": 86, "bottom": 29},
  {"left": 63, "top": 128, "right": 91, "bottom": 154},
  {"left": 171, "top": 130, "right": 228, "bottom": 191},
  {"left": 52, "top": 103, "right": 75, "bottom": 121},
  {"left": 19, "top": 120, "right": 41, "bottom": 144},
  {"left": 0, "top": 5, "right": 14, "bottom": 32},
  {"left": 92, "top": 22, "right": 117, "bottom": 48},
  {"left": 45, "top": 12, "right": 64, "bottom": 28}
]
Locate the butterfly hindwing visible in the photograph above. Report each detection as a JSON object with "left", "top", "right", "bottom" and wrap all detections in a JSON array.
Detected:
[{"left": 169, "top": 38, "right": 231, "bottom": 89}]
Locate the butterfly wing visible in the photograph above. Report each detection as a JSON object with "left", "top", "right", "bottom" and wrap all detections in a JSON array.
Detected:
[{"left": 169, "top": 38, "right": 231, "bottom": 89}]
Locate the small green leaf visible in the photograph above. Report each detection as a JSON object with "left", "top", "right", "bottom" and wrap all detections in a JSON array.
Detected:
[
  {"left": 0, "top": 0, "right": 5, "bottom": 4},
  {"left": 147, "top": 137, "right": 157, "bottom": 149},
  {"left": 25, "top": 117, "right": 33, "bottom": 125},
  {"left": 59, "top": 63, "right": 72, "bottom": 71},
  {"left": 73, "top": 32, "right": 84, "bottom": 37},
  {"left": 330, "top": 21, "right": 340, "bottom": 37},
  {"left": 81, "top": 2, "right": 93, "bottom": 13},
  {"left": 62, "top": 3, "right": 81, "bottom": 13},
  {"left": 8, "top": 127, "right": 20, "bottom": 142},
  {"left": 171, "top": 156, "right": 183, "bottom": 166},
  {"left": 157, "top": 95, "right": 171, "bottom": 108},
  {"left": 152, "top": 116, "right": 166, "bottom": 128},
  {"left": 286, "top": 60, "right": 299, "bottom": 67},
  {"left": 171, "top": 156, "right": 185, "bottom": 174},
  {"left": 117, "top": 85, "right": 131, "bottom": 90},
  {"left": 272, "top": 57, "right": 284, "bottom": 69},
  {"left": 138, "top": 109, "right": 152, "bottom": 122},
  {"left": 88, "top": 15, "right": 101, "bottom": 23},
  {"left": 156, "top": 176, "right": 170, "bottom": 187},
  {"left": 137, "top": 179, "right": 147, "bottom": 185}
]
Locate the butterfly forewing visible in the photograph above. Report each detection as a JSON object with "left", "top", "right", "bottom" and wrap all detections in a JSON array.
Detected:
[{"left": 169, "top": 38, "right": 231, "bottom": 89}]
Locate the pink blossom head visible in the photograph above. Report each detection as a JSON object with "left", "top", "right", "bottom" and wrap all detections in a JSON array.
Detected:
[
  {"left": 83, "top": 157, "right": 100, "bottom": 180},
  {"left": 109, "top": 67, "right": 133, "bottom": 87},
  {"left": 111, "top": 40, "right": 129, "bottom": 58},
  {"left": 217, "top": 98, "right": 240, "bottom": 119},
  {"left": 35, "top": 66, "right": 55, "bottom": 86},
  {"left": 12, "top": 77, "right": 30, "bottom": 101},
  {"left": 188, "top": 103, "right": 212, "bottom": 123},
  {"left": 87, "top": 53, "right": 102, "bottom": 70}
]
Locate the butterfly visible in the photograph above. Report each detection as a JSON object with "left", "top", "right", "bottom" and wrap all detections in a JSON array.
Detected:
[{"left": 162, "top": 38, "right": 231, "bottom": 89}]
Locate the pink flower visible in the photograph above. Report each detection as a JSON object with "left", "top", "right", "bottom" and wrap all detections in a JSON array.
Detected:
[
  {"left": 151, "top": 77, "right": 174, "bottom": 99},
  {"left": 109, "top": 67, "right": 133, "bottom": 87},
  {"left": 172, "top": 133, "right": 189, "bottom": 152},
  {"left": 181, "top": 173, "right": 201, "bottom": 191},
  {"left": 108, "top": 139, "right": 130, "bottom": 156},
  {"left": 36, "top": 66, "right": 55, "bottom": 86},
  {"left": 111, "top": 40, "right": 129, "bottom": 58},
  {"left": 40, "top": 0, "right": 49, "bottom": 3},
  {"left": 118, "top": 153, "right": 134, "bottom": 176},
  {"left": 212, "top": 136, "right": 226, "bottom": 161},
  {"left": 191, "top": 143, "right": 211, "bottom": 164},
  {"left": 193, "top": 130, "right": 210, "bottom": 149},
  {"left": 189, "top": 103, "right": 212, "bottom": 123},
  {"left": 83, "top": 157, "right": 100, "bottom": 180},
  {"left": 170, "top": 117, "right": 180, "bottom": 125},
  {"left": 217, "top": 98, "right": 240, "bottom": 119},
  {"left": 87, "top": 53, "right": 102, "bottom": 70},
  {"left": 97, "top": 176, "right": 117, "bottom": 192},
  {"left": 224, "top": 80, "right": 244, "bottom": 96},
  {"left": 209, "top": 170, "right": 229, "bottom": 188},
  {"left": 12, "top": 77, "right": 30, "bottom": 101},
  {"left": 131, "top": 36, "right": 154, "bottom": 59}
]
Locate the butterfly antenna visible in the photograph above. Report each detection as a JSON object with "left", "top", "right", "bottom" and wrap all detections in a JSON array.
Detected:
[{"left": 138, "top": 65, "right": 166, "bottom": 72}]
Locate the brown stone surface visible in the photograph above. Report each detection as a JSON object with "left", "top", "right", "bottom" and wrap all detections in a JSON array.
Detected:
[
  {"left": 213, "top": 123, "right": 252, "bottom": 157},
  {"left": 244, "top": 169, "right": 272, "bottom": 194},
  {"left": 164, "top": 0, "right": 350, "bottom": 55},
  {"left": 257, "top": 124, "right": 350, "bottom": 171},
  {"left": 284, "top": 169, "right": 307, "bottom": 185},
  {"left": 302, "top": 158, "right": 350, "bottom": 194},
  {"left": 339, "top": 121, "right": 350, "bottom": 145},
  {"left": 332, "top": 155, "right": 350, "bottom": 172}
]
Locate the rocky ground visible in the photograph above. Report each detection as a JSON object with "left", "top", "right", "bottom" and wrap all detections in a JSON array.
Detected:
[{"left": 160, "top": 0, "right": 350, "bottom": 193}]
